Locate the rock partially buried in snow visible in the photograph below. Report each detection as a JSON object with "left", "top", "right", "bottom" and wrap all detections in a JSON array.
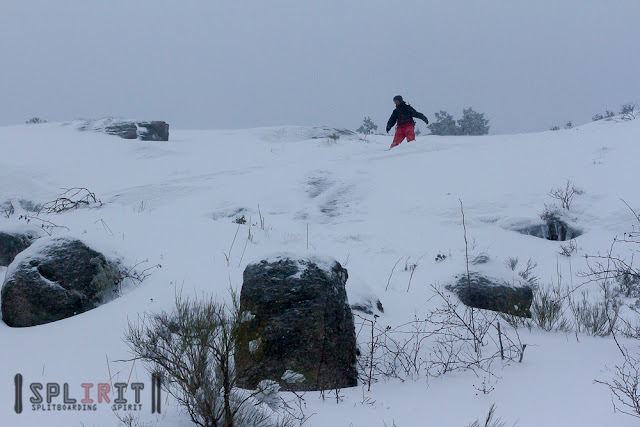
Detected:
[
  {"left": 0, "top": 230, "right": 38, "bottom": 267},
  {"left": 351, "top": 298, "right": 384, "bottom": 316},
  {"left": 448, "top": 273, "right": 533, "bottom": 318},
  {"left": 78, "top": 119, "right": 170, "bottom": 141},
  {"left": 236, "top": 255, "right": 358, "bottom": 391},
  {"left": 1, "top": 237, "right": 120, "bottom": 327},
  {"left": 348, "top": 278, "right": 384, "bottom": 316}
]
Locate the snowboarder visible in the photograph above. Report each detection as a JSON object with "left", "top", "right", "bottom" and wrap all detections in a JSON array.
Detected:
[{"left": 386, "top": 95, "right": 429, "bottom": 149}]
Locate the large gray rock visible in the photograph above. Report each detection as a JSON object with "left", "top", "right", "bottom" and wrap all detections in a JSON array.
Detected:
[
  {"left": 137, "top": 121, "right": 170, "bottom": 141},
  {"left": 236, "top": 256, "right": 358, "bottom": 391},
  {"left": 0, "top": 231, "right": 36, "bottom": 267},
  {"left": 448, "top": 273, "right": 533, "bottom": 318},
  {"left": 79, "top": 119, "right": 170, "bottom": 141},
  {"left": 1, "top": 238, "right": 120, "bottom": 327}
]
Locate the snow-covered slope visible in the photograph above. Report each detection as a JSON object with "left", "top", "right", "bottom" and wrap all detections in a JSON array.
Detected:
[{"left": 1, "top": 119, "right": 639, "bottom": 426}]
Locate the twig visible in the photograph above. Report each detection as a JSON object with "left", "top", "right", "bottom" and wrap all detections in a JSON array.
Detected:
[{"left": 385, "top": 257, "right": 403, "bottom": 291}]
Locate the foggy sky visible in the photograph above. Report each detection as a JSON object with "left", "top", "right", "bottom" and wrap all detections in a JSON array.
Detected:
[{"left": 1, "top": 1, "right": 639, "bottom": 134}]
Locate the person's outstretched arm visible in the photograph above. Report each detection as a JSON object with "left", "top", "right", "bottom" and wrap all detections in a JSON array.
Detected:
[
  {"left": 409, "top": 105, "right": 429, "bottom": 125},
  {"left": 386, "top": 110, "right": 398, "bottom": 133}
]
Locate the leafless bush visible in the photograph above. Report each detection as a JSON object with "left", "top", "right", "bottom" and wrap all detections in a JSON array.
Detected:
[
  {"left": 568, "top": 283, "right": 620, "bottom": 337},
  {"left": 355, "top": 313, "right": 431, "bottom": 385},
  {"left": 517, "top": 259, "right": 539, "bottom": 287},
  {"left": 359, "top": 202, "right": 528, "bottom": 396},
  {"left": 123, "top": 291, "right": 299, "bottom": 427},
  {"left": 114, "top": 259, "right": 162, "bottom": 294},
  {"left": 558, "top": 239, "right": 578, "bottom": 257},
  {"left": 18, "top": 213, "right": 69, "bottom": 236},
  {"left": 113, "top": 411, "right": 154, "bottom": 427},
  {"left": 531, "top": 283, "right": 571, "bottom": 332},
  {"left": 549, "top": 180, "right": 582, "bottom": 211},
  {"left": 586, "top": 203, "right": 640, "bottom": 418},
  {"left": 505, "top": 257, "right": 519, "bottom": 272},
  {"left": 617, "top": 307, "right": 640, "bottom": 340},
  {"left": 468, "top": 404, "right": 509, "bottom": 427},
  {"left": 425, "top": 286, "right": 528, "bottom": 376},
  {"left": 355, "top": 285, "right": 527, "bottom": 387},
  {"left": 595, "top": 339, "right": 640, "bottom": 419},
  {"left": 25, "top": 117, "right": 47, "bottom": 124},
  {"left": 583, "top": 201, "right": 640, "bottom": 298},
  {"left": 1, "top": 201, "right": 14, "bottom": 218},
  {"left": 620, "top": 104, "right": 637, "bottom": 121},
  {"left": 39, "top": 187, "right": 102, "bottom": 214},
  {"left": 471, "top": 253, "right": 490, "bottom": 265},
  {"left": 616, "top": 268, "right": 640, "bottom": 298}
]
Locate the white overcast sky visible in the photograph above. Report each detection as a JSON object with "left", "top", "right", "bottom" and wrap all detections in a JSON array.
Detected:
[{"left": 1, "top": 1, "right": 639, "bottom": 134}]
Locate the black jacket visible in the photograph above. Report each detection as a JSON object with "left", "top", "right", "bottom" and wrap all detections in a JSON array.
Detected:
[{"left": 386, "top": 102, "right": 429, "bottom": 132}]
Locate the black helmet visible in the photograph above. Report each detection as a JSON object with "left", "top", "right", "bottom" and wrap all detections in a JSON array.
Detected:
[{"left": 393, "top": 95, "right": 403, "bottom": 102}]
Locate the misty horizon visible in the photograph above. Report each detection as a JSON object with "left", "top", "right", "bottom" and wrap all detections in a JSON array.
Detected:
[{"left": 1, "top": 1, "right": 639, "bottom": 135}]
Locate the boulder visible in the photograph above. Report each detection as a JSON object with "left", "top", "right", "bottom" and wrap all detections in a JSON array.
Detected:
[
  {"left": 1, "top": 238, "right": 120, "bottom": 327},
  {"left": 0, "top": 231, "right": 36, "bottom": 267},
  {"left": 79, "top": 119, "right": 170, "bottom": 141},
  {"left": 104, "top": 121, "right": 137, "bottom": 139},
  {"left": 448, "top": 273, "right": 533, "bottom": 318},
  {"left": 236, "top": 256, "right": 358, "bottom": 391},
  {"left": 137, "top": 121, "right": 170, "bottom": 141},
  {"left": 351, "top": 298, "right": 384, "bottom": 316}
]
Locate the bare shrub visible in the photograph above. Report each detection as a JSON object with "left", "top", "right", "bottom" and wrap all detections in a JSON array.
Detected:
[
  {"left": 40, "top": 187, "right": 102, "bottom": 214},
  {"left": 25, "top": 117, "right": 47, "bottom": 124},
  {"left": 531, "top": 284, "right": 571, "bottom": 332},
  {"left": 471, "top": 253, "right": 490, "bottom": 265},
  {"left": 113, "top": 411, "right": 154, "bottom": 427},
  {"left": 595, "top": 340, "right": 640, "bottom": 419},
  {"left": 123, "top": 291, "right": 299, "bottom": 427},
  {"left": 361, "top": 202, "right": 526, "bottom": 394},
  {"left": 355, "top": 313, "right": 432, "bottom": 384},
  {"left": 468, "top": 404, "right": 509, "bottom": 427},
  {"left": 114, "top": 259, "right": 162, "bottom": 294},
  {"left": 1, "top": 201, "right": 14, "bottom": 218},
  {"left": 355, "top": 283, "right": 527, "bottom": 389},
  {"left": 620, "top": 103, "right": 637, "bottom": 121},
  {"left": 568, "top": 283, "right": 620, "bottom": 337},
  {"left": 505, "top": 257, "right": 519, "bottom": 272},
  {"left": 616, "top": 268, "right": 640, "bottom": 298},
  {"left": 549, "top": 180, "right": 582, "bottom": 211},
  {"left": 586, "top": 202, "right": 640, "bottom": 419},
  {"left": 18, "top": 213, "right": 69, "bottom": 235},
  {"left": 559, "top": 239, "right": 578, "bottom": 257}
]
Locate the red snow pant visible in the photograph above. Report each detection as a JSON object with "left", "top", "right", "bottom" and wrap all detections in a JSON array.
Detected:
[{"left": 390, "top": 123, "right": 416, "bottom": 149}]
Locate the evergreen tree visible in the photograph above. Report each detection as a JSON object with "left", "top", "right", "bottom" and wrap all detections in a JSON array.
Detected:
[
  {"left": 457, "top": 108, "right": 490, "bottom": 135},
  {"left": 357, "top": 116, "right": 378, "bottom": 136},
  {"left": 427, "top": 110, "right": 458, "bottom": 136}
]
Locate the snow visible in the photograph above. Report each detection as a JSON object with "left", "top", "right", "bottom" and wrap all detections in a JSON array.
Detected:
[
  {"left": 0, "top": 119, "right": 639, "bottom": 426},
  {"left": 253, "top": 253, "right": 340, "bottom": 279}
]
